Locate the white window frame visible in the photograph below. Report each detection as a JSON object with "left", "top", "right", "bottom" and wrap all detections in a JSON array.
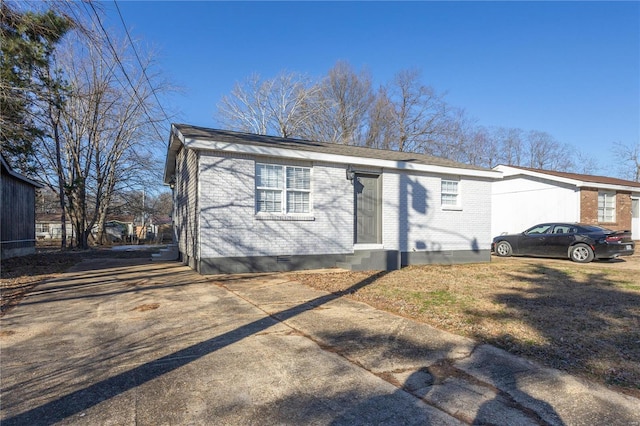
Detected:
[
  {"left": 255, "top": 163, "right": 312, "bottom": 215},
  {"left": 441, "top": 178, "right": 461, "bottom": 210},
  {"left": 36, "top": 223, "right": 49, "bottom": 233},
  {"left": 598, "top": 191, "right": 616, "bottom": 223}
]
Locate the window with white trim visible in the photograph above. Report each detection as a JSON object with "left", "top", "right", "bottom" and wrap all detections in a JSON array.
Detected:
[
  {"left": 256, "top": 163, "right": 311, "bottom": 214},
  {"left": 441, "top": 179, "right": 460, "bottom": 208},
  {"left": 598, "top": 191, "right": 615, "bottom": 222}
]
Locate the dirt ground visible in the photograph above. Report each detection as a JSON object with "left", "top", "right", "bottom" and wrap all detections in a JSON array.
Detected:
[{"left": 0, "top": 247, "right": 160, "bottom": 316}]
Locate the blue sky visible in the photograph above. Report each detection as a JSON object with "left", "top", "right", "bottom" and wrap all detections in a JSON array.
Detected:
[{"left": 101, "top": 1, "right": 639, "bottom": 168}]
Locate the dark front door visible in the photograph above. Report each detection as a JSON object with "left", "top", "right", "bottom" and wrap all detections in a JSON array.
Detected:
[{"left": 355, "top": 175, "right": 380, "bottom": 244}]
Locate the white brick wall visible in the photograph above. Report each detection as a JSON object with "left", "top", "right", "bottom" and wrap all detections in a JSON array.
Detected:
[
  {"left": 382, "top": 171, "right": 492, "bottom": 252},
  {"left": 198, "top": 153, "right": 353, "bottom": 259},
  {"left": 177, "top": 149, "right": 493, "bottom": 261},
  {"left": 174, "top": 147, "right": 199, "bottom": 262}
]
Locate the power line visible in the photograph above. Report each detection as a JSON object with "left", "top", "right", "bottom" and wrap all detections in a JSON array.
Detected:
[
  {"left": 83, "top": 1, "right": 167, "bottom": 142},
  {"left": 113, "top": 0, "right": 172, "bottom": 125}
]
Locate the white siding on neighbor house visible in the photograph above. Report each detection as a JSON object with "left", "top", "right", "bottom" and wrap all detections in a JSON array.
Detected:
[
  {"left": 491, "top": 176, "right": 580, "bottom": 236},
  {"left": 198, "top": 152, "right": 353, "bottom": 259},
  {"left": 382, "top": 171, "right": 492, "bottom": 253},
  {"left": 36, "top": 223, "right": 75, "bottom": 240}
]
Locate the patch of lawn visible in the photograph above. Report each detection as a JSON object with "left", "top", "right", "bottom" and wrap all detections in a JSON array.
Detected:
[
  {"left": 619, "top": 283, "right": 640, "bottom": 291},
  {"left": 289, "top": 255, "right": 640, "bottom": 397},
  {"left": 421, "top": 289, "right": 457, "bottom": 308}
]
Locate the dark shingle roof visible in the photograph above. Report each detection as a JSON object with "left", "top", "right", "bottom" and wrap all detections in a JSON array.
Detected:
[
  {"left": 507, "top": 165, "right": 640, "bottom": 189},
  {"left": 173, "top": 124, "right": 491, "bottom": 172}
]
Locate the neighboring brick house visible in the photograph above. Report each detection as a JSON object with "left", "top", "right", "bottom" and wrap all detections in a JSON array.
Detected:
[
  {"left": 492, "top": 165, "right": 640, "bottom": 240},
  {"left": 163, "top": 124, "right": 501, "bottom": 273}
]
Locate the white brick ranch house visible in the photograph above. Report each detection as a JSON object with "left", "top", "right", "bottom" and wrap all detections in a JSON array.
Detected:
[{"left": 163, "top": 124, "right": 501, "bottom": 273}]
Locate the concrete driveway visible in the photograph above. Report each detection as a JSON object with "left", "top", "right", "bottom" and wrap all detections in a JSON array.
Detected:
[{"left": 1, "top": 258, "right": 639, "bottom": 425}]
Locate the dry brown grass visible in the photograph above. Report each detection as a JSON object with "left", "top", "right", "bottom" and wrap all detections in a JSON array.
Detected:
[{"left": 289, "top": 254, "right": 640, "bottom": 397}]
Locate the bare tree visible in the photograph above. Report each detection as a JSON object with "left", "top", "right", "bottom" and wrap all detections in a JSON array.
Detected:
[
  {"left": 217, "top": 71, "right": 317, "bottom": 138},
  {"left": 525, "top": 130, "right": 574, "bottom": 171},
  {"left": 493, "top": 127, "right": 525, "bottom": 166},
  {"left": 267, "top": 72, "right": 319, "bottom": 138},
  {"left": 215, "top": 62, "right": 591, "bottom": 175},
  {"left": 612, "top": 142, "right": 640, "bottom": 181},
  {"left": 465, "top": 126, "right": 501, "bottom": 168},
  {"left": 385, "top": 69, "right": 449, "bottom": 153},
  {"left": 573, "top": 151, "right": 601, "bottom": 175},
  {"left": 217, "top": 73, "right": 270, "bottom": 135},
  {"left": 35, "top": 29, "right": 168, "bottom": 249},
  {"left": 365, "top": 87, "right": 396, "bottom": 150},
  {"left": 300, "top": 61, "right": 373, "bottom": 145},
  {"left": 430, "top": 107, "right": 475, "bottom": 162}
]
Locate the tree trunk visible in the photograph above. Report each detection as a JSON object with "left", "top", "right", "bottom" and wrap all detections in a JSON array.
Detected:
[{"left": 48, "top": 89, "right": 69, "bottom": 250}]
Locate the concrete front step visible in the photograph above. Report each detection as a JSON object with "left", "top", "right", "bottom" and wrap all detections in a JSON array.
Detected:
[{"left": 338, "top": 249, "right": 400, "bottom": 271}]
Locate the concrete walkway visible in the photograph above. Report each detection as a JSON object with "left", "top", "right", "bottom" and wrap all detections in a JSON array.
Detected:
[{"left": 1, "top": 259, "right": 638, "bottom": 425}]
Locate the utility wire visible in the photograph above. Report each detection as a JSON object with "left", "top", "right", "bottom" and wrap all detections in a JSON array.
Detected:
[
  {"left": 83, "top": 1, "right": 166, "bottom": 142},
  {"left": 113, "top": 0, "right": 172, "bottom": 125}
]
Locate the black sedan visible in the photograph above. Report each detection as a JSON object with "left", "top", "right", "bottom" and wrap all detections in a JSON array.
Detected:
[{"left": 492, "top": 223, "right": 635, "bottom": 263}]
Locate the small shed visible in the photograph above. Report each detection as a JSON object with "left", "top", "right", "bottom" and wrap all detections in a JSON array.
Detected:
[{"left": 1, "top": 155, "right": 43, "bottom": 259}]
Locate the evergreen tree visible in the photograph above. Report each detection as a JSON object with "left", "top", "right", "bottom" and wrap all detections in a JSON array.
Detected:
[{"left": 0, "top": 2, "right": 72, "bottom": 172}]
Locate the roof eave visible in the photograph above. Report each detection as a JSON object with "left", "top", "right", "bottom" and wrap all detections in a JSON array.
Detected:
[
  {"left": 494, "top": 165, "right": 640, "bottom": 192},
  {"left": 185, "top": 138, "right": 502, "bottom": 179},
  {"left": 163, "top": 124, "right": 184, "bottom": 184},
  {"left": 1, "top": 155, "right": 44, "bottom": 188},
  {"left": 576, "top": 182, "right": 640, "bottom": 193}
]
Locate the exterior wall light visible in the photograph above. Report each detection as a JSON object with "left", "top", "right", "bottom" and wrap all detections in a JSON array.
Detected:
[{"left": 346, "top": 165, "right": 355, "bottom": 181}]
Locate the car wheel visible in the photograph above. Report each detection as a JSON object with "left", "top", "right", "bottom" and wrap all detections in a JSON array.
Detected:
[
  {"left": 495, "top": 241, "right": 512, "bottom": 257},
  {"left": 570, "top": 243, "right": 594, "bottom": 263}
]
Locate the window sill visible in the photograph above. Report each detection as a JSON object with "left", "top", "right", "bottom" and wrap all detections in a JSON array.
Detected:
[
  {"left": 442, "top": 205, "right": 462, "bottom": 211},
  {"left": 255, "top": 214, "right": 315, "bottom": 221}
]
